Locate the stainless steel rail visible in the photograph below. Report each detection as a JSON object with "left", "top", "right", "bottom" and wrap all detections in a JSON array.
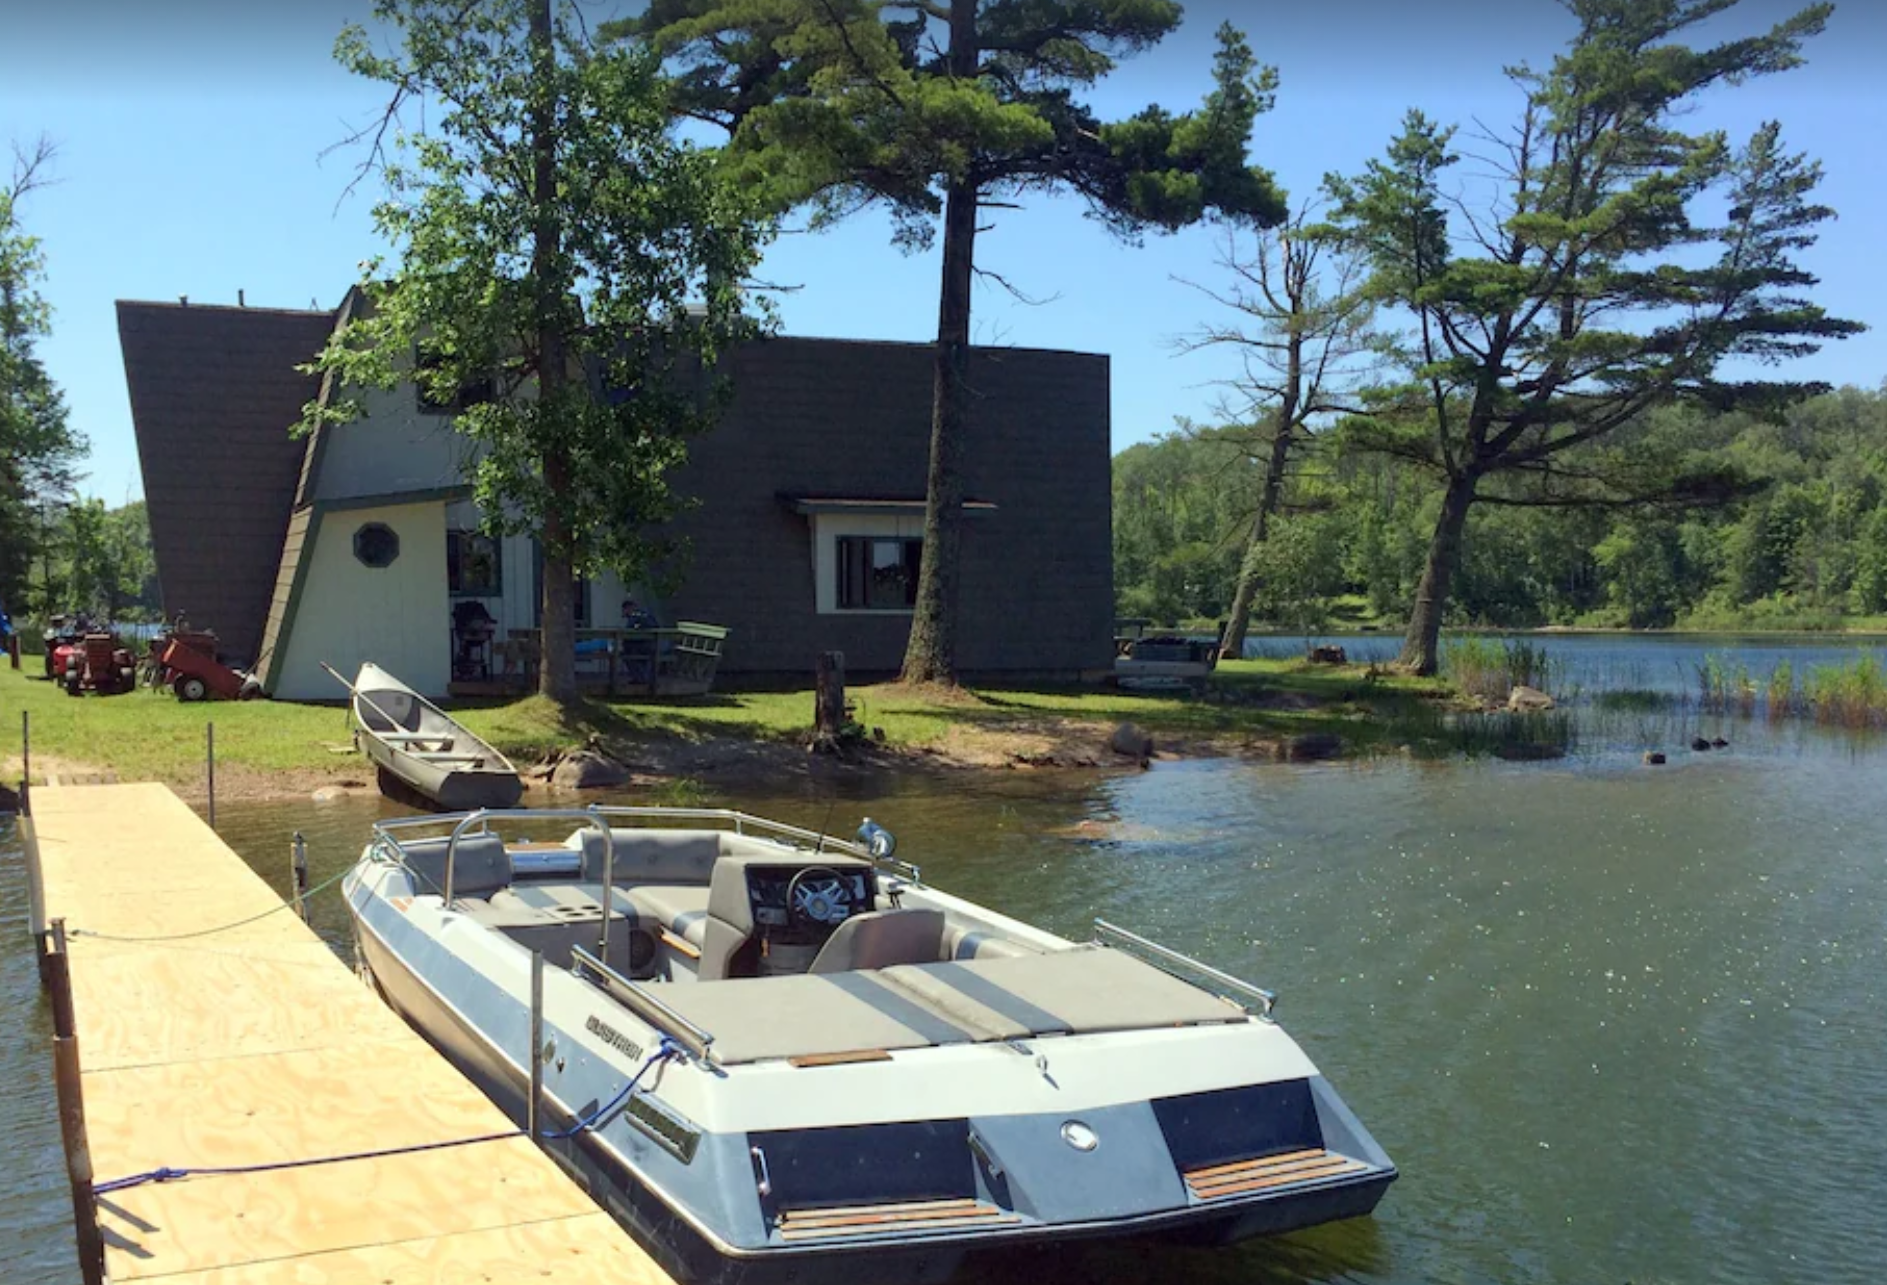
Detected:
[
  {"left": 1092, "top": 918, "right": 1277, "bottom": 1018},
  {"left": 571, "top": 944, "right": 716, "bottom": 1064},
  {"left": 372, "top": 805, "right": 924, "bottom": 885}
]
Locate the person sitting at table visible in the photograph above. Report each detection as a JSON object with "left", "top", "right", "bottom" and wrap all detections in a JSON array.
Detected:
[{"left": 620, "top": 597, "right": 657, "bottom": 630}]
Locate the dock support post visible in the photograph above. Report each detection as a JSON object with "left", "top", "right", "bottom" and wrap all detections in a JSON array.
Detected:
[
  {"left": 22, "top": 709, "right": 31, "bottom": 814},
  {"left": 46, "top": 920, "right": 107, "bottom": 1285},
  {"left": 291, "top": 832, "right": 309, "bottom": 922},
  {"left": 206, "top": 722, "right": 216, "bottom": 830},
  {"left": 528, "top": 950, "right": 545, "bottom": 1143}
]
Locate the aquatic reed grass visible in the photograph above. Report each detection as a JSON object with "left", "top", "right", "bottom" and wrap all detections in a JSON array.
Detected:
[
  {"left": 1696, "top": 652, "right": 1758, "bottom": 715},
  {"left": 1442, "top": 637, "right": 1560, "bottom": 702},
  {"left": 1801, "top": 653, "right": 1887, "bottom": 728}
]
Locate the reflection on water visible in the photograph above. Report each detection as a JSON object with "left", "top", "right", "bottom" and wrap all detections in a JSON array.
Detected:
[{"left": 5, "top": 631, "right": 1886, "bottom": 1283}]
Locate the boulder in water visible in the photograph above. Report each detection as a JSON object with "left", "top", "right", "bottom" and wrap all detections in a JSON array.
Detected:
[
  {"left": 1643, "top": 751, "right": 1667, "bottom": 765},
  {"left": 1690, "top": 736, "right": 1712, "bottom": 752},
  {"left": 1285, "top": 732, "right": 1344, "bottom": 762},
  {"left": 551, "top": 749, "right": 631, "bottom": 790},
  {"left": 1507, "top": 685, "right": 1556, "bottom": 712},
  {"left": 1109, "top": 722, "right": 1154, "bottom": 760}
]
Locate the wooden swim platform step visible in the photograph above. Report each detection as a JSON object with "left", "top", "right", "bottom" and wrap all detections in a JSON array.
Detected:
[
  {"left": 1182, "top": 1148, "right": 1369, "bottom": 1201},
  {"left": 31, "top": 782, "right": 676, "bottom": 1285}
]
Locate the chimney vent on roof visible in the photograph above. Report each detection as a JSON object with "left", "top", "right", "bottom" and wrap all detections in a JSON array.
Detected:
[
  {"left": 238, "top": 289, "right": 246, "bottom": 307},
  {"left": 179, "top": 295, "right": 188, "bottom": 306}
]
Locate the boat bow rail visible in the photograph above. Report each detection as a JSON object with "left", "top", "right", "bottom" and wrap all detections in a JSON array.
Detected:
[
  {"left": 1092, "top": 918, "right": 1278, "bottom": 1019},
  {"left": 367, "top": 805, "right": 924, "bottom": 897}
]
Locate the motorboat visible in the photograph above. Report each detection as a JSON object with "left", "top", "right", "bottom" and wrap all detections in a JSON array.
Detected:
[
  {"left": 341, "top": 661, "right": 523, "bottom": 810},
  {"left": 343, "top": 806, "right": 1396, "bottom": 1284}
]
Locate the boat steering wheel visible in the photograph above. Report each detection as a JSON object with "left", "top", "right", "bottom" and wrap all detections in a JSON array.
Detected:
[{"left": 785, "top": 866, "right": 857, "bottom": 929}]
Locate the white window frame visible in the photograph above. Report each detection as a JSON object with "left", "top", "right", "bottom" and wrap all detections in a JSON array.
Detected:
[{"left": 812, "top": 513, "right": 925, "bottom": 615}]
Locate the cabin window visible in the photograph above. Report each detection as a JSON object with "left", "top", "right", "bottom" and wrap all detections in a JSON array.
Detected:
[
  {"left": 415, "top": 344, "right": 495, "bottom": 415},
  {"left": 447, "top": 530, "right": 502, "bottom": 597},
  {"left": 353, "top": 522, "right": 400, "bottom": 569},
  {"left": 836, "top": 536, "right": 922, "bottom": 611}
]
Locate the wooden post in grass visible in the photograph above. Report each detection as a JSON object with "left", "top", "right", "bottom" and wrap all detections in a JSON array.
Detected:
[{"left": 814, "top": 652, "right": 846, "bottom": 750}]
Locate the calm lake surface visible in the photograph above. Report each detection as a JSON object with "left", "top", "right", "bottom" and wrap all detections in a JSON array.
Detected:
[{"left": 5, "top": 632, "right": 1885, "bottom": 1283}]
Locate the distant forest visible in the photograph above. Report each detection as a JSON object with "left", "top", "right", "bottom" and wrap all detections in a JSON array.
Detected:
[{"left": 1113, "top": 385, "right": 1887, "bottom": 634}]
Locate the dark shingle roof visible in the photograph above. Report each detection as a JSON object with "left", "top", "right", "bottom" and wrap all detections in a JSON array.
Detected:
[{"left": 118, "top": 300, "right": 337, "bottom": 665}]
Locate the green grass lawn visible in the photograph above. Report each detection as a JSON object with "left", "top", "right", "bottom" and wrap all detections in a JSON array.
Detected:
[{"left": 0, "top": 657, "right": 1453, "bottom": 788}]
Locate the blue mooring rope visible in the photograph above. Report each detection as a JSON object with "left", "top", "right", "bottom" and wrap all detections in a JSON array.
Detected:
[{"left": 94, "top": 1038, "right": 680, "bottom": 1195}]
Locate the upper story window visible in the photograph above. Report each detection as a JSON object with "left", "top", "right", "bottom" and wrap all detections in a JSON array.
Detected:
[
  {"left": 415, "top": 343, "right": 495, "bottom": 415},
  {"left": 837, "top": 536, "right": 922, "bottom": 611},
  {"left": 447, "top": 530, "right": 502, "bottom": 597}
]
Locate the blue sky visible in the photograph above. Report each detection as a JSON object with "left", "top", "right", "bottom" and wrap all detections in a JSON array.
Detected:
[{"left": 3, "top": 0, "right": 1881, "bottom": 502}]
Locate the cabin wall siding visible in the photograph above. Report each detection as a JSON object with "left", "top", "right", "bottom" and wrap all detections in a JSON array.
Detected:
[
  {"left": 271, "top": 499, "right": 450, "bottom": 700},
  {"left": 658, "top": 338, "right": 1114, "bottom": 678},
  {"left": 309, "top": 382, "right": 473, "bottom": 504}
]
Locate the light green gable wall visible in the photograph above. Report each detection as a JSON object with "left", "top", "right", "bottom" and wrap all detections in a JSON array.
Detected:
[{"left": 271, "top": 499, "right": 451, "bottom": 701}]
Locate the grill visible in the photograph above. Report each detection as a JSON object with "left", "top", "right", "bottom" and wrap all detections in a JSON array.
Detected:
[
  {"left": 776, "top": 1198, "right": 1020, "bottom": 1242},
  {"left": 1183, "top": 1148, "right": 1368, "bottom": 1201}
]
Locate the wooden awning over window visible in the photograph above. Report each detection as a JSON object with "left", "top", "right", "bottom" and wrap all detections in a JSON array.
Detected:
[{"left": 779, "top": 495, "right": 998, "bottom": 517}]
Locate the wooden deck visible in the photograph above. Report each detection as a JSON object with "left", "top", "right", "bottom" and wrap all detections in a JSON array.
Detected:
[{"left": 32, "top": 781, "right": 675, "bottom": 1284}]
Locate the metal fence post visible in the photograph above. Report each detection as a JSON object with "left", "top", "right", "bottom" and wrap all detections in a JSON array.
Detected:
[
  {"left": 528, "top": 950, "right": 545, "bottom": 1144},
  {"left": 291, "top": 832, "right": 309, "bottom": 922},
  {"left": 206, "top": 722, "right": 215, "bottom": 830}
]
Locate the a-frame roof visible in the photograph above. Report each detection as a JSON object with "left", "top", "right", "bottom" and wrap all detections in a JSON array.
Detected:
[{"left": 118, "top": 299, "right": 338, "bottom": 665}]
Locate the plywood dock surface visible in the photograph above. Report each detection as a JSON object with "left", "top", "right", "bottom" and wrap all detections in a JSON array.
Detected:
[{"left": 35, "top": 782, "right": 676, "bottom": 1284}]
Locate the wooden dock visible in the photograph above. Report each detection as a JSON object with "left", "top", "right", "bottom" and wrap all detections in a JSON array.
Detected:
[{"left": 31, "top": 781, "right": 676, "bottom": 1284}]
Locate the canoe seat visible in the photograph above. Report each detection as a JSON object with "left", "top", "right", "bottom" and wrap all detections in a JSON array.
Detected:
[
  {"left": 413, "top": 752, "right": 486, "bottom": 765},
  {"left": 381, "top": 733, "right": 452, "bottom": 748}
]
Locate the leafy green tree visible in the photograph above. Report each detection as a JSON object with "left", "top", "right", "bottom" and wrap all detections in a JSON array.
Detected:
[
  {"left": 0, "top": 139, "right": 85, "bottom": 621},
  {"left": 1111, "top": 422, "right": 1254, "bottom": 623},
  {"left": 1325, "top": 0, "right": 1861, "bottom": 673},
  {"left": 305, "top": 0, "right": 771, "bottom": 703},
  {"left": 629, "top": 1, "right": 1287, "bottom": 682},
  {"left": 1241, "top": 510, "right": 1346, "bottom": 634}
]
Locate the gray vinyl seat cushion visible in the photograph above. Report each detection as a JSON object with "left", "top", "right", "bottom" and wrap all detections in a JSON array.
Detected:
[
  {"left": 647, "top": 946, "right": 1247, "bottom": 1064},
  {"left": 622, "top": 884, "right": 713, "bottom": 948},
  {"left": 808, "top": 908, "right": 947, "bottom": 974},
  {"left": 880, "top": 947, "right": 1243, "bottom": 1039},
  {"left": 399, "top": 834, "right": 511, "bottom": 898},
  {"left": 650, "top": 971, "right": 982, "bottom": 1064}
]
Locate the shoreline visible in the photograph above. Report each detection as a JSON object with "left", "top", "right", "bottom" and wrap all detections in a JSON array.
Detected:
[{"left": 5, "top": 720, "right": 1290, "bottom": 805}]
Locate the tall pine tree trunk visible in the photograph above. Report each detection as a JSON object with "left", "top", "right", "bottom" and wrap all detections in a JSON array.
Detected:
[
  {"left": 528, "top": 0, "right": 577, "bottom": 705},
  {"left": 1398, "top": 469, "right": 1479, "bottom": 675},
  {"left": 901, "top": 0, "right": 978, "bottom": 686}
]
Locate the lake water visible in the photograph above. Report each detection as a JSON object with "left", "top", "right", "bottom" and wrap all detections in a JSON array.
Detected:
[{"left": 5, "top": 632, "right": 1886, "bottom": 1283}]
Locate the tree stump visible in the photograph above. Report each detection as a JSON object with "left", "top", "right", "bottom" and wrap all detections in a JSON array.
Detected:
[{"left": 813, "top": 651, "right": 846, "bottom": 752}]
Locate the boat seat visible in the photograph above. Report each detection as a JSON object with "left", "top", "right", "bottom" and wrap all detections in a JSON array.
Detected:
[
  {"left": 398, "top": 833, "right": 511, "bottom": 898},
  {"left": 413, "top": 753, "right": 487, "bottom": 765},
  {"left": 879, "top": 947, "right": 1244, "bottom": 1040},
  {"left": 621, "top": 884, "right": 713, "bottom": 949},
  {"left": 808, "top": 909, "right": 948, "bottom": 974}
]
